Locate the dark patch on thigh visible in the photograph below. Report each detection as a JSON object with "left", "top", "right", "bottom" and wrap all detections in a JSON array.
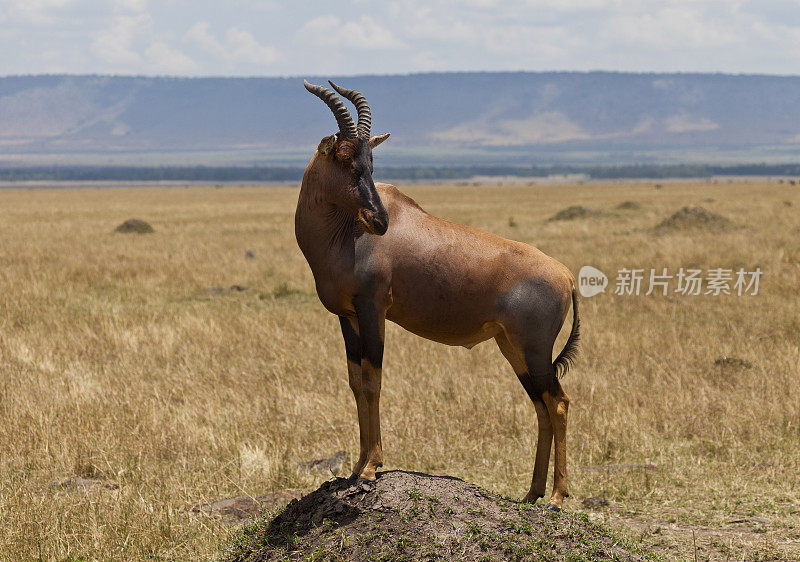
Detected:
[{"left": 497, "top": 278, "right": 564, "bottom": 348}]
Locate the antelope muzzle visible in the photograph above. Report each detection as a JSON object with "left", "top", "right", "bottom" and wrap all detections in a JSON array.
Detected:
[{"left": 357, "top": 206, "right": 389, "bottom": 235}]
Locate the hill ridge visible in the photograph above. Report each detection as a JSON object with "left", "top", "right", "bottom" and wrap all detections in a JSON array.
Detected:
[{"left": 1, "top": 71, "right": 799, "bottom": 166}]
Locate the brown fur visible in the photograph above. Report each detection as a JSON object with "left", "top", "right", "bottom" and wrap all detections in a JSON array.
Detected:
[
  {"left": 335, "top": 139, "right": 358, "bottom": 162},
  {"left": 295, "top": 140, "right": 579, "bottom": 509}
]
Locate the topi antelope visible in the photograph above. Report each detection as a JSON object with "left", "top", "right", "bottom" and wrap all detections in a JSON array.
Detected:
[{"left": 297, "top": 80, "right": 580, "bottom": 510}]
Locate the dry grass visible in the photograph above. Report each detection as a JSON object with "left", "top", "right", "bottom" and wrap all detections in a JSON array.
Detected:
[{"left": 0, "top": 181, "right": 798, "bottom": 560}]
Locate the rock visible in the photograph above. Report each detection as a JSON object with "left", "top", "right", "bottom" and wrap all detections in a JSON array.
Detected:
[
  {"left": 208, "top": 285, "right": 249, "bottom": 295},
  {"left": 582, "top": 496, "right": 610, "bottom": 509},
  {"left": 190, "top": 490, "right": 302, "bottom": 523},
  {"left": 298, "top": 450, "right": 347, "bottom": 474},
  {"left": 714, "top": 356, "right": 753, "bottom": 369},
  {"left": 548, "top": 206, "right": 602, "bottom": 221},
  {"left": 581, "top": 463, "right": 659, "bottom": 473},
  {"left": 223, "top": 470, "right": 653, "bottom": 561},
  {"left": 114, "top": 218, "right": 154, "bottom": 234},
  {"left": 726, "top": 517, "right": 769, "bottom": 525},
  {"left": 45, "top": 477, "right": 119, "bottom": 492}
]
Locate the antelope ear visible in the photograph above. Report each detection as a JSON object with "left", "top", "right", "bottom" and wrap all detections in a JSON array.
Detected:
[
  {"left": 318, "top": 134, "right": 337, "bottom": 155},
  {"left": 369, "top": 132, "right": 390, "bottom": 149}
]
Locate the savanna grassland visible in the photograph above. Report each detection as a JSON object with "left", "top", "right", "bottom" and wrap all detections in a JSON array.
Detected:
[{"left": 0, "top": 180, "right": 798, "bottom": 560}]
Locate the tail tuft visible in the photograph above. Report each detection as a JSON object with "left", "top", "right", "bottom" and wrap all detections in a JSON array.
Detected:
[{"left": 553, "top": 285, "right": 580, "bottom": 378}]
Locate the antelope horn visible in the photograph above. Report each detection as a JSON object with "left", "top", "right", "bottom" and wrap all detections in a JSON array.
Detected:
[
  {"left": 304, "top": 80, "right": 357, "bottom": 139},
  {"left": 328, "top": 80, "right": 371, "bottom": 139}
]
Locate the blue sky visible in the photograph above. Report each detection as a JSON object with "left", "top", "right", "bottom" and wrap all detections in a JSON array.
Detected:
[{"left": 2, "top": 0, "right": 800, "bottom": 76}]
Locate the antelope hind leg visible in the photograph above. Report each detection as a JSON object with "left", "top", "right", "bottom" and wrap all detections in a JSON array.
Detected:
[
  {"left": 542, "top": 379, "right": 570, "bottom": 510},
  {"left": 495, "top": 333, "right": 554, "bottom": 504},
  {"left": 522, "top": 395, "right": 554, "bottom": 503}
]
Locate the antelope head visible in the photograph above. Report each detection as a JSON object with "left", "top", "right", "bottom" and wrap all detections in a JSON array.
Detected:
[{"left": 304, "top": 80, "right": 391, "bottom": 235}]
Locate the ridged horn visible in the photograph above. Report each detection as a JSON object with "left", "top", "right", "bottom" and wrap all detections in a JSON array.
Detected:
[
  {"left": 328, "top": 80, "right": 371, "bottom": 139},
  {"left": 303, "top": 80, "right": 357, "bottom": 139}
]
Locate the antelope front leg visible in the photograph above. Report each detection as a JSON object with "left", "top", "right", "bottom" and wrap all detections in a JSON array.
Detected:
[
  {"left": 353, "top": 298, "right": 386, "bottom": 480},
  {"left": 339, "top": 316, "right": 370, "bottom": 478}
]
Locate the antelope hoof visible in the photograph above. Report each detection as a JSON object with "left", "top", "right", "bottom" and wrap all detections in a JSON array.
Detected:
[
  {"left": 521, "top": 492, "right": 543, "bottom": 504},
  {"left": 545, "top": 503, "right": 562, "bottom": 513},
  {"left": 356, "top": 461, "right": 382, "bottom": 481}
]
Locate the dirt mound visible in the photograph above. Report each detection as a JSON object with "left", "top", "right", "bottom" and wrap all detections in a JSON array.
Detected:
[
  {"left": 114, "top": 218, "right": 154, "bottom": 233},
  {"left": 654, "top": 205, "right": 732, "bottom": 232},
  {"left": 548, "top": 205, "right": 602, "bottom": 221},
  {"left": 224, "top": 470, "right": 650, "bottom": 561},
  {"left": 616, "top": 201, "right": 641, "bottom": 210}
]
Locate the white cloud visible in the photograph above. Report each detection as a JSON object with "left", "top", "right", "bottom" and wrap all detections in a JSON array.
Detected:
[
  {"left": 185, "top": 22, "right": 227, "bottom": 58},
  {"left": 184, "top": 22, "right": 278, "bottom": 65},
  {"left": 0, "top": 0, "right": 74, "bottom": 26},
  {"left": 91, "top": 14, "right": 150, "bottom": 65},
  {"left": 92, "top": 9, "right": 197, "bottom": 74},
  {"left": 224, "top": 28, "right": 278, "bottom": 65},
  {"left": 384, "top": 2, "right": 584, "bottom": 61},
  {"left": 3, "top": 0, "right": 800, "bottom": 76},
  {"left": 412, "top": 50, "right": 439, "bottom": 71},
  {"left": 296, "top": 15, "right": 407, "bottom": 50},
  {"left": 602, "top": 6, "right": 739, "bottom": 49},
  {"left": 114, "top": 0, "right": 148, "bottom": 12},
  {"left": 482, "top": 24, "right": 574, "bottom": 57},
  {"left": 145, "top": 41, "right": 198, "bottom": 73}
]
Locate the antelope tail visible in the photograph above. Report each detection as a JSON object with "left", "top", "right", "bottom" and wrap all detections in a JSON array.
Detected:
[{"left": 553, "top": 284, "right": 580, "bottom": 378}]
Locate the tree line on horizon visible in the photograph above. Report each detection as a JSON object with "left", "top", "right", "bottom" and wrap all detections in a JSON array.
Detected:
[{"left": 0, "top": 163, "right": 799, "bottom": 183}]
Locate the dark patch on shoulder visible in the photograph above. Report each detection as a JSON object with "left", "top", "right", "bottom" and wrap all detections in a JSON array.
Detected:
[
  {"left": 350, "top": 224, "right": 388, "bottom": 369},
  {"left": 339, "top": 317, "right": 361, "bottom": 364},
  {"left": 353, "top": 292, "right": 385, "bottom": 369},
  {"left": 353, "top": 281, "right": 386, "bottom": 368},
  {"left": 361, "top": 345, "right": 383, "bottom": 369}
]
